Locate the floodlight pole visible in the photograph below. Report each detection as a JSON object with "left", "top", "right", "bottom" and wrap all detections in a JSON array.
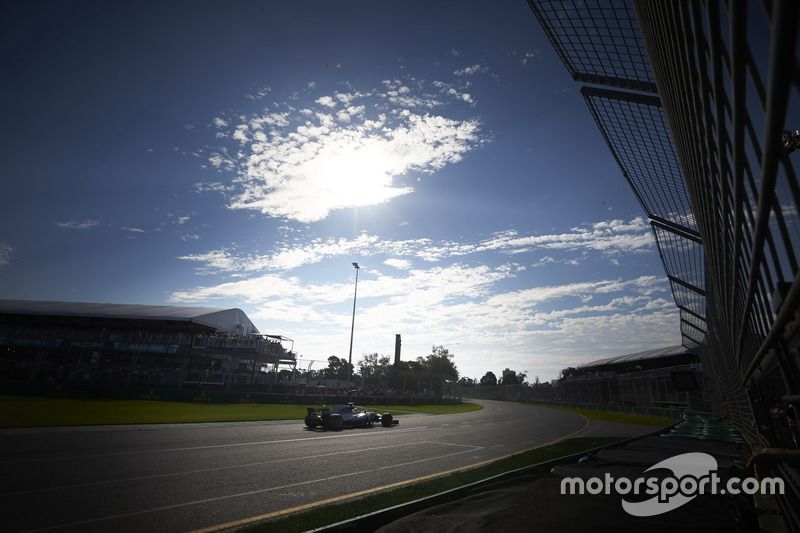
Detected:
[{"left": 346, "top": 262, "right": 360, "bottom": 390}]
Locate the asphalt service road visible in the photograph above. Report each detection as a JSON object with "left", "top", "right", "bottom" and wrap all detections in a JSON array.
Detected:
[{"left": 1, "top": 400, "right": 591, "bottom": 533}]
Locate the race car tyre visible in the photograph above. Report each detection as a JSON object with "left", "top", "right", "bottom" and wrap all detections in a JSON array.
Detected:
[
  {"left": 327, "top": 414, "right": 343, "bottom": 431},
  {"left": 381, "top": 413, "right": 393, "bottom": 427},
  {"left": 304, "top": 415, "right": 316, "bottom": 428}
]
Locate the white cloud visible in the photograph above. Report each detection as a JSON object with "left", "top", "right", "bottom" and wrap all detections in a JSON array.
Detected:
[
  {"left": 384, "top": 258, "right": 412, "bottom": 269},
  {"left": 55, "top": 220, "right": 99, "bottom": 229},
  {"left": 208, "top": 152, "right": 235, "bottom": 170},
  {"left": 315, "top": 96, "right": 337, "bottom": 108},
  {"left": 176, "top": 248, "right": 242, "bottom": 274},
  {"left": 431, "top": 80, "right": 476, "bottom": 106},
  {"left": 177, "top": 217, "right": 653, "bottom": 274},
  {"left": 0, "top": 243, "right": 12, "bottom": 267},
  {"left": 454, "top": 64, "right": 486, "bottom": 76},
  {"left": 167, "top": 255, "right": 677, "bottom": 381},
  {"left": 193, "top": 181, "right": 233, "bottom": 194},
  {"left": 245, "top": 85, "right": 271, "bottom": 100},
  {"left": 521, "top": 50, "right": 541, "bottom": 65},
  {"left": 211, "top": 81, "right": 484, "bottom": 222},
  {"left": 178, "top": 233, "right": 384, "bottom": 273},
  {"left": 232, "top": 125, "right": 249, "bottom": 144},
  {"left": 168, "top": 214, "right": 675, "bottom": 380}
]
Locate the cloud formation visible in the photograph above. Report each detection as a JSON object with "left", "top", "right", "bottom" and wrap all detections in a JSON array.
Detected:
[
  {"left": 204, "top": 78, "right": 485, "bottom": 222},
  {"left": 168, "top": 258, "right": 676, "bottom": 380},
  {"left": 176, "top": 62, "right": 673, "bottom": 381},
  {"left": 177, "top": 217, "right": 653, "bottom": 274},
  {"left": 0, "top": 243, "right": 12, "bottom": 268},
  {"left": 55, "top": 220, "right": 100, "bottom": 230},
  {"left": 169, "top": 216, "right": 673, "bottom": 379}
]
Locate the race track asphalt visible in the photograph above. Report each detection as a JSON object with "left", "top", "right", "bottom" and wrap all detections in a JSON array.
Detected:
[
  {"left": 1, "top": 400, "right": 606, "bottom": 532},
  {"left": 371, "top": 413, "right": 751, "bottom": 533}
]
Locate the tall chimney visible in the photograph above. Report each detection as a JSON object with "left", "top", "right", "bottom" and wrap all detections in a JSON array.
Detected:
[{"left": 394, "top": 334, "right": 401, "bottom": 366}]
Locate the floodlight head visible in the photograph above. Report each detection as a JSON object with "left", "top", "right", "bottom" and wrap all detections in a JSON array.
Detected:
[
  {"left": 782, "top": 130, "right": 800, "bottom": 153},
  {"left": 352, "top": 262, "right": 360, "bottom": 269}
]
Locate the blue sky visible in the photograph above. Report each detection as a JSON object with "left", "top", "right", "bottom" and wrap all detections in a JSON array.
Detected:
[{"left": 1, "top": 1, "right": 682, "bottom": 382}]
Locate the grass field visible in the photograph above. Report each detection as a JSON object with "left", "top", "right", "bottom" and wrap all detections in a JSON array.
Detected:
[
  {"left": 0, "top": 396, "right": 675, "bottom": 428},
  {"left": 0, "top": 396, "right": 484, "bottom": 428},
  {"left": 0, "top": 395, "right": 675, "bottom": 429}
]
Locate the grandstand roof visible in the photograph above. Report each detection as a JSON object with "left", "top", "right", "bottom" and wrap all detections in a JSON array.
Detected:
[
  {"left": 579, "top": 345, "right": 692, "bottom": 368},
  {"left": 0, "top": 299, "right": 259, "bottom": 335}
]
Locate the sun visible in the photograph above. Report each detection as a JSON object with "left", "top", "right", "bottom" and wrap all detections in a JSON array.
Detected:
[{"left": 308, "top": 139, "right": 413, "bottom": 208}]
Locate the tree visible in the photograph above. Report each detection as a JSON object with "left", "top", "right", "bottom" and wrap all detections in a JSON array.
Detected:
[
  {"left": 325, "top": 355, "right": 355, "bottom": 381},
  {"left": 389, "top": 359, "right": 419, "bottom": 393},
  {"left": 326, "top": 356, "right": 342, "bottom": 378},
  {"left": 416, "top": 345, "right": 459, "bottom": 380},
  {"left": 358, "top": 352, "right": 391, "bottom": 383},
  {"left": 559, "top": 366, "right": 587, "bottom": 381},
  {"left": 458, "top": 376, "right": 477, "bottom": 387},
  {"left": 480, "top": 371, "right": 497, "bottom": 386},
  {"left": 326, "top": 356, "right": 351, "bottom": 380},
  {"left": 500, "top": 370, "right": 527, "bottom": 385}
]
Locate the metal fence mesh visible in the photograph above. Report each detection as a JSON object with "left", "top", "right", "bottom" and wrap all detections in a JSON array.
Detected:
[{"left": 528, "top": 0, "right": 800, "bottom": 457}]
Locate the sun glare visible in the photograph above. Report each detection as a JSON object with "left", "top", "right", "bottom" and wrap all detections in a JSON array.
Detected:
[{"left": 310, "top": 141, "right": 412, "bottom": 208}]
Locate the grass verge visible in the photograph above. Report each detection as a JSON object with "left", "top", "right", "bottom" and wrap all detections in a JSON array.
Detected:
[{"left": 0, "top": 396, "right": 483, "bottom": 428}]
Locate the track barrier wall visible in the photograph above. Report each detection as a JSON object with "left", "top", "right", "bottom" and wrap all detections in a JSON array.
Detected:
[
  {"left": 527, "top": 399, "right": 685, "bottom": 421},
  {"left": 0, "top": 380, "right": 461, "bottom": 407}
]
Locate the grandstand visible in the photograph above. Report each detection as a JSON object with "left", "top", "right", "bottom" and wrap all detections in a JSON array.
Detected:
[
  {"left": 0, "top": 299, "right": 296, "bottom": 392},
  {"left": 577, "top": 345, "right": 698, "bottom": 373},
  {"left": 562, "top": 345, "right": 709, "bottom": 411},
  {"left": 469, "top": 345, "right": 708, "bottom": 411}
]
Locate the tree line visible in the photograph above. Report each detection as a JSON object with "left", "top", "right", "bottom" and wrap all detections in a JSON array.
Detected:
[
  {"left": 306, "top": 344, "right": 539, "bottom": 389},
  {"left": 311, "top": 345, "right": 459, "bottom": 382}
]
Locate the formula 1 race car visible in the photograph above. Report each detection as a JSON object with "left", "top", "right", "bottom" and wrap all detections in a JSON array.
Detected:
[{"left": 304, "top": 403, "right": 399, "bottom": 430}]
